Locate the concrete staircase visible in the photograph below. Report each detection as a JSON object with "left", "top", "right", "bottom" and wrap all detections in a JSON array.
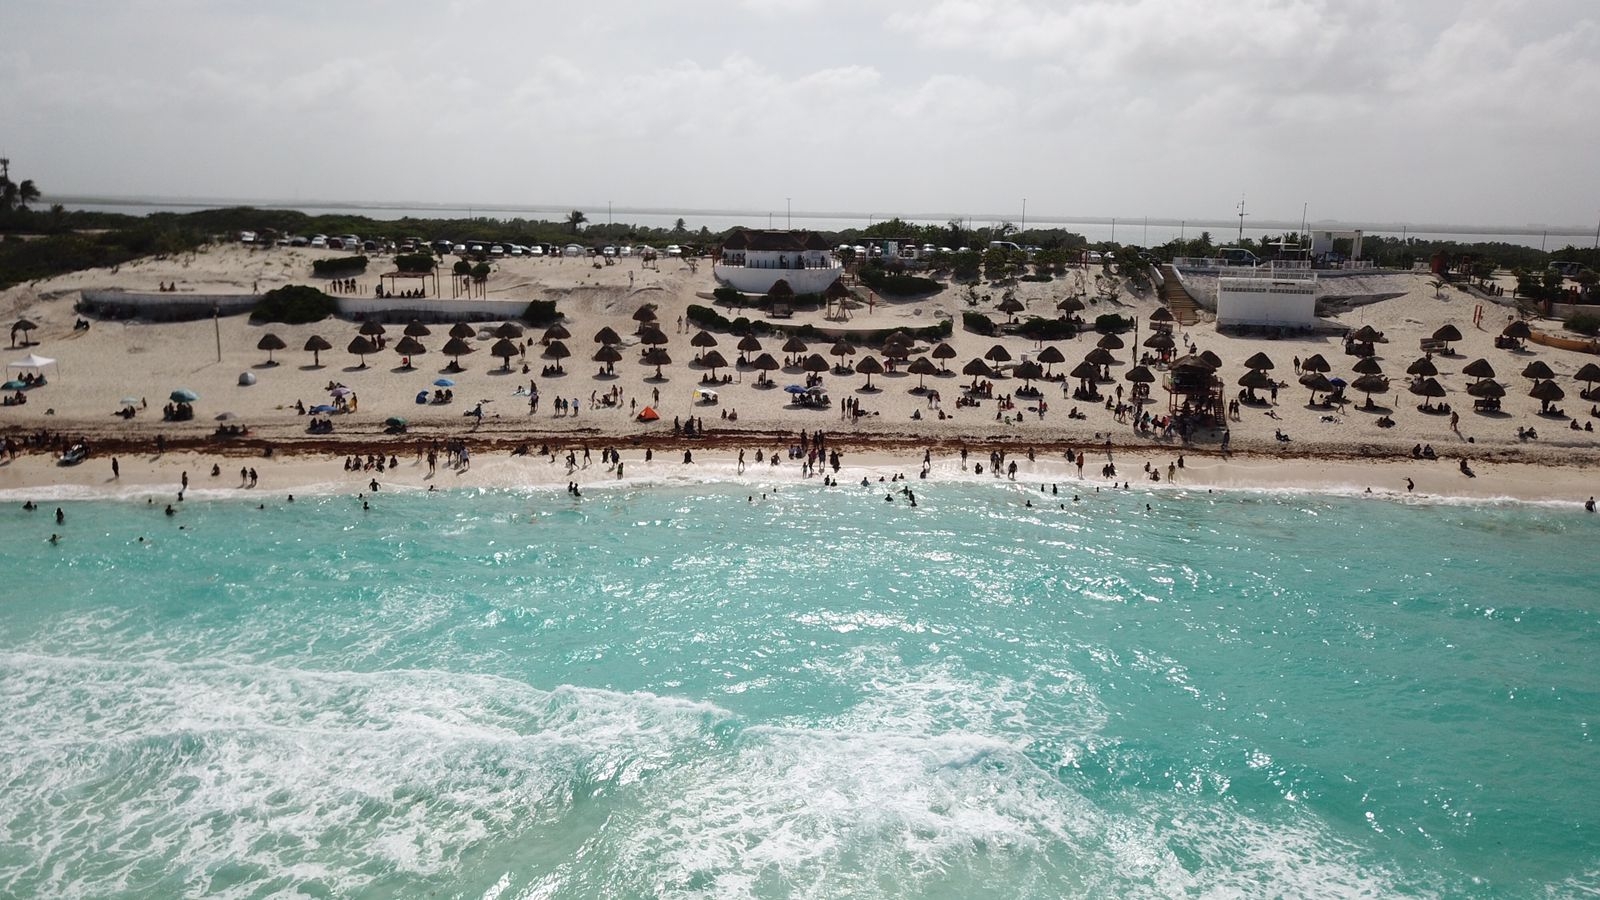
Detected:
[{"left": 1158, "top": 265, "right": 1202, "bottom": 326}]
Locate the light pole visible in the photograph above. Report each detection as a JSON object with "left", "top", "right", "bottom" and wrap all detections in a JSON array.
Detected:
[
  {"left": 1021, "top": 198, "right": 1026, "bottom": 233},
  {"left": 608, "top": 200, "right": 612, "bottom": 227},
  {"left": 787, "top": 197, "right": 791, "bottom": 230}
]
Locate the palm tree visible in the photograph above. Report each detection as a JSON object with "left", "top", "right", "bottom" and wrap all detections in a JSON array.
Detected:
[
  {"left": 672, "top": 217, "right": 687, "bottom": 234},
  {"left": 566, "top": 210, "right": 588, "bottom": 233},
  {"left": 1430, "top": 279, "right": 1447, "bottom": 298},
  {"left": 16, "top": 180, "right": 39, "bottom": 210}
]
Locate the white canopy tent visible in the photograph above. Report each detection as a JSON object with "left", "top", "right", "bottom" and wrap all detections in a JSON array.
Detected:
[{"left": 7, "top": 353, "right": 57, "bottom": 374}]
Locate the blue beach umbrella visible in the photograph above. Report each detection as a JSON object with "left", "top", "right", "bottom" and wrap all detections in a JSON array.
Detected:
[
  {"left": 433, "top": 378, "right": 455, "bottom": 387},
  {"left": 784, "top": 384, "right": 807, "bottom": 394},
  {"left": 3, "top": 380, "right": 25, "bottom": 390},
  {"left": 310, "top": 404, "right": 336, "bottom": 414},
  {"left": 170, "top": 388, "right": 199, "bottom": 403}
]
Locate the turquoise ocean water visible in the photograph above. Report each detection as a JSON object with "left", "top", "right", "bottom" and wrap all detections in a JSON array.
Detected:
[{"left": 1, "top": 480, "right": 1596, "bottom": 898}]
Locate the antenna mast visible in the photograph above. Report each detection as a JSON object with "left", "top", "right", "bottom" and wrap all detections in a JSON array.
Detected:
[{"left": 1236, "top": 196, "right": 1248, "bottom": 245}]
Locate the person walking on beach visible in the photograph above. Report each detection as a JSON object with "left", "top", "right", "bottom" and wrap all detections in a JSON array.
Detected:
[{"left": 111, "top": 457, "right": 119, "bottom": 479}]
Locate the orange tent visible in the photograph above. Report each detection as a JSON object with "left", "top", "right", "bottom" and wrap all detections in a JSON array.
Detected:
[{"left": 636, "top": 406, "right": 660, "bottom": 422}]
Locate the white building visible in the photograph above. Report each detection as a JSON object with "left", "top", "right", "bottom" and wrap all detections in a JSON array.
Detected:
[
  {"left": 1310, "top": 229, "right": 1364, "bottom": 261},
  {"left": 713, "top": 229, "right": 843, "bottom": 295},
  {"left": 1215, "top": 268, "right": 1319, "bottom": 329}
]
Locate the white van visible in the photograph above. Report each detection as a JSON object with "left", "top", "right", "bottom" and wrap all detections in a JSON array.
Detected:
[{"left": 988, "top": 241, "right": 1023, "bottom": 252}]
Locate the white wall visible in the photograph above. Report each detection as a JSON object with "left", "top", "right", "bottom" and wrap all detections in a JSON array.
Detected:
[
  {"left": 712, "top": 265, "right": 842, "bottom": 295},
  {"left": 1216, "top": 282, "right": 1318, "bottom": 328}
]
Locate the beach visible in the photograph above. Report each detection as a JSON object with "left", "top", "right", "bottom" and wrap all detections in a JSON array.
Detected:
[{"left": 1, "top": 242, "right": 1598, "bottom": 505}]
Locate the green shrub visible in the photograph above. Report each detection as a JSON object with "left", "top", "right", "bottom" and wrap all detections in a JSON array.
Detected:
[
  {"left": 1566, "top": 313, "right": 1600, "bottom": 336},
  {"left": 453, "top": 259, "right": 471, "bottom": 276},
  {"left": 1016, "top": 317, "right": 1077, "bottom": 341},
  {"left": 394, "top": 252, "right": 436, "bottom": 274},
  {"left": 251, "top": 284, "right": 336, "bottom": 324},
  {"left": 858, "top": 263, "right": 942, "bottom": 297},
  {"left": 1020, "top": 273, "right": 1053, "bottom": 282},
  {"left": 1094, "top": 313, "right": 1133, "bottom": 333},
  {"left": 311, "top": 255, "right": 368, "bottom": 277},
  {"left": 712, "top": 286, "right": 747, "bottom": 305},
  {"left": 521, "top": 299, "right": 559, "bottom": 326},
  {"left": 963, "top": 311, "right": 997, "bottom": 336},
  {"left": 471, "top": 262, "right": 491, "bottom": 281}
]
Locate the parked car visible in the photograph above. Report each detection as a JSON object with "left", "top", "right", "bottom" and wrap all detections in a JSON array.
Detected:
[
  {"left": 526, "top": 245, "right": 545, "bottom": 257},
  {"left": 603, "top": 246, "right": 617, "bottom": 258},
  {"left": 562, "top": 244, "right": 584, "bottom": 257},
  {"left": 666, "top": 244, "right": 682, "bottom": 257},
  {"left": 310, "top": 235, "right": 328, "bottom": 248}
]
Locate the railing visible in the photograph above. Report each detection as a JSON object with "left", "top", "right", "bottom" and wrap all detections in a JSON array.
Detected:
[{"left": 715, "top": 256, "right": 842, "bottom": 270}]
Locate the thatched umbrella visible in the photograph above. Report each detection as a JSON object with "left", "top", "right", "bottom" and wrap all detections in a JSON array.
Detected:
[
  {"left": 1013, "top": 359, "right": 1044, "bottom": 388},
  {"left": 1238, "top": 369, "right": 1274, "bottom": 399},
  {"left": 1462, "top": 358, "right": 1496, "bottom": 381},
  {"left": 803, "top": 353, "right": 830, "bottom": 375},
  {"left": 1057, "top": 296, "right": 1085, "bottom": 314},
  {"left": 542, "top": 339, "right": 570, "bottom": 373},
  {"left": 1125, "top": 364, "right": 1155, "bottom": 384},
  {"left": 1529, "top": 378, "right": 1565, "bottom": 413},
  {"left": 1351, "top": 372, "right": 1391, "bottom": 407},
  {"left": 1243, "top": 351, "right": 1275, "bottom": 371},
  {"left": 908, "top": 355, "right": 938, "bottom": 389},
  {"left": 1300, "top": 353, "right": 1331, "bottom": 373},
  {"left": 1149, "top": 306, "right": 1174, "bottom": 324},
  {"left": 1466, "top": 378, "right": 1505, "bottom": 398},
  {"left": 1575, "top": 361, "right": 1600, "bottom": 397},
  {"left": 963, "top": 358, "right": 994, "bottom": 387},
  {"left": 1301, "top": 371, "right": 1336, "bottom": 404},
  {"left": 781, "top": 336, "right": 809, "bottom": 364},
  {"left": 593, "top": 325, "right": 621, "bottom": 346},
  {"left": 491, "top": 338, "right": 520, "bottom": 370},
  {"left": 700, "top": 349, "right": 729, "bottom": 380},
  {"left": 997, "top": 296, "right": 1025, "bottom": 321},
  {"left": 642, "top": 346, "right": 672, "bottom": 378},
  {"left": 358, "top": 320, "right": 387, "bottom": 337},
  {"left": 256, "top": 333, "right": 287, "bottom": 365},
  {"left": 1069, "top": 359, "right": 1099, "bottom": 391},
  {"left": 1037, "top": 345, "right": 1066, "bottom": 376},
  {"left": 985, "top": 344, "right": 1013, "bottom": 364},
  {"left": 830, "top": 340, "right": 858, "bottom": 369},
  {"left": 751, "top": 352, "right": 780, "bottom": 382},
  {"left": 639, "top": 325, "right": 670, "bottom": 347},
  {"left": 882, "top": 337, "right": 914, "bottom": 361},
  {"left": 1199, "top": 350, "right": 1224, "bottom": 370},
  {"left": 303, "top": 334, "right": 332, "bottom": 367},
  {"left": 542, "top": 323, "right": 572, "bottom": 345},
  {"left": 404, "top": 320, "right": 432, "bottom": 337},
  {"left": 347, "top": 335, "right": 376, "bottom": 367},
  {"left": 449, "top": 322, "right": 476, "bottom": 340},
  {"left": 1144, "top": 332, "right": 1175, "bottom": 352},
  {"left": 633, "top": 305, "right": 658, "bottom": 327},
  {"left": 736, "top": 333, "right": 763, "bottom": 364},
  {"left": 855, "top": 355, "right": 885, "bottom": 389},
  {"left": 442, "top": 336, "right": 476, "bottom": 369},
  {"left": 932, "top": 342, "right": 958, "bottom": 372},
  {"left": 494, "top": 321, "right": 525, "bottom": 340},
  {"left": 1097, "top": 333, "right": 1125, "bottom": 350},
  {"left": 1350, "top": 324, "right": 1383, "bottom": 344},
  {"left": 691, "top": 329, "right": 718, "bottom": 348},
  {"left": 10, "top": 319, "right": 37, "bottom": 346},
  {"left": 1406, "top": 357, "right": 1438, "bottom": 377},
  {"left": 1169, "top": 352, "right": 1215, "bottom": 371},
  {"left": 1084, "top": 346, "right": 1117, "bottom": 380},
  {"left": 1352, "top": 356, "right": 1384, "bottom": 376},
  {"left": 1410, "top": 376, "right": 1447, "bottom": 408},
  {"left": 1432, "top": 323, "right": 1463, "bottom": 352},
  {"left": 1521, "top": 360, "right": 1555, "bottom": 380},
  {"left": 394, "top": 335, "right": 426, "bottom": 368},
  {"left": 594, "top": 343, "right": 623, "bottom": 367},
  {"left": 1503, "top": 319, "right": 1532, "bottom": 340}
]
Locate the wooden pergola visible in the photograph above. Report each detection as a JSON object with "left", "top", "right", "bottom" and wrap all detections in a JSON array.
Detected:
[{"left": 378, "top": 270, "right": 439, "bottom": 298}]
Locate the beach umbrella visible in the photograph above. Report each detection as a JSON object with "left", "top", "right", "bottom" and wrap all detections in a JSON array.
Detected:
[
  {"left": 691, "top": 330, "right": 718, "bottom": 361},
  {"left": 1144, "top": 332, "right": 1175, "bottom": 351},
  {"left": 169, "top": 388, "right": 198, "bottom": 403},
  {"left": 784, "top": 384, "right": 807, "bottom": 394},
  {"left": 782, "top": 336, "right": 809, "bottom": 358},
  {"left": 1466, "top": 378, "right": 1505, "bottom": 398},
  {"left": 1462, "top": 358, "right": 1496, "bottom": 381},
  {"left": 633, "top": 305, "right": 658, "bottom": 324},
  {"left": 1301, "top": 353, "right": 1331, "bottom": 373},
  {"left": 394, "top": 335, "right": 426, "bottom": 368},
  {"left": 1057, "top": 296, "right": 1085, "bottom": 313},
  {"left": 1199, "top": 350, "right": 1223, "bottom": 370},
  {"left": 1406, "top": 357, "right": 1438, "bottom": 377},
  {"left": 358, "top": 321, "right": 387, "bottom": 337},
  {"left": 449, "top": 322, "right": 476, "bottom": 340},
  {"left": 700, "top": 349, "right": 729, "bottom": 379},
  {"left": 736, "top": 333, "right": 762, "bottom": 363},
  {"left": 830, "top": 340, "right": 858, "bottom": 368},
  {"left": 803, "top": 353, "right": 830, "bottom": 374},
  {"left": 491, "top": 338, "right": 520, "bottom": 370},
  {"left": 1238, "top": 369, "right": 1274, "bottom": 391},
  {"left": 1243, "top": 351, "right": 1275, "bottom": 371},
  {"left": 642, "top": 346, "right": 672, "bottom": 378},
  {"left": 855, "top": 355, "right": 884, "bottom": 389},
  {"left": 1149, "top": 306, "right": 1174, "bottom": 323},
  {"left": 1351, "top": 372, "right": 1391, "bottom": 406},
  {"left": 964, "top": 358, "right": 994, "bottom": 386},
  {"left": 1097, "top": 333, "right": 1125, "bottom": 350},
  {"left": 256, "top": 332, "right": 287, "bottom": 364},
  {"left": 908, "top": 355, "right": 938, "bottom": 389},
  {"left": 1503, "top": 320, "right": 1532, "bottom": 340},
  {"left": 347, "top": 335, "right": 376, "bottom": 366},
  {"left": 593, "top": 325, "right": 621, "bottom": 346},
  {"left": 1069, "top": 360, "right": 1099, "bottom": 384},
  {"left": 1432, "top": 323, "right": 1463, "bottom": 351},
  {"left": 1410, "top": 376, "right": 1447, "bottom": 408},
  {"left": 932, "top": 342, "right": 958, "bottom": 371},
  {"left": 1301, "top": 372, "right": 1336, "bottom": 403},
  {"left": 542, "top": 322, "right": 571, "bottom": 343},
  {"left": 1521, "top": 360, "right": 1555, "bottom": 380},
  {"left": 433, "top": 377, "right": 455, "bottom": 387},
  {"left": 1037, "top": 345, "right": 1066, "bottom": 376},
  {"left": 1350, "top": 324, "right": 1383, "bottom": 344},
  {"left": 751, "top": 353, "right": 780, "bottom": 382},
  {"left": 10, "top": 319, "right": 37, "bottom": 346},
  {"left": 882, "top": 338, "right": 913, "bottom": 361},
  {"left": 985, "top": 344, "right": 1013, "bottom": 364},
  {"left": 1529, "top": 378, "right": 1565, "bottom": 412},
  {"left": 1013, "top": 360, "right": 1044, "bottom": 387},
  {"left": 1575, "top": 362, "right": 1600, "bottom": 396},
  {"left": 593, "top": 344, "right": 623, "bottom": 364},
  {"left": 404, "top": 321, "right": 432, "bottom": 337},
  {"left": 494, "top": 321, "right": 524, "bottom": 339},
  {"left": 1085, "top": 346, "right": 1117, "bottom": 368},
  {"left": 1170, "top": 353, "right": 1215, "bottom": 371},
  {"left": 541, "top": 339, "right": 569, "bottom": 372},
  {"left": 1125, "top": 364, "right": 1156, "bottom": 384},
  {"left": 1352, "top": 356, "right": 1384, "bottom": 376},
  {"left": 997, "top": 296, "right": 1025, "bottom": 321},
  {"left": 639, "top": 325, "right": 670, "bottom": 347},
  {"left": 303, "top": 335, "right": 332, "bottom": 367}
]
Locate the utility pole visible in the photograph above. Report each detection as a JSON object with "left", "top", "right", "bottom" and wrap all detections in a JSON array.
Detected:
[
  {"left": 1237, "top": 196, "right": 1248, "bottom": 245},
  {"left": 1592, "top": 213, "right": 1598, "bottom": 250},
  {"left": 607, "top": 200, "right": 612, "bottom": 227},
  {"left": 786, "top": 197, "right": 791, "bottom": 230},
  {"left": 1111, "top": 217, "right": 1116, "bottom": 243},
  {"left": 1021, "top": 198, "right": 1026, "bottom": 233},
  {"left": 213, "top": 305, "right": 222, "bottom": 363}
]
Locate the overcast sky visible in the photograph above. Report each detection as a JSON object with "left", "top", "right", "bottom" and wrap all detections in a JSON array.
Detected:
[{"left": 4, "top": 0, "right": 1597, "bottom": 228}]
